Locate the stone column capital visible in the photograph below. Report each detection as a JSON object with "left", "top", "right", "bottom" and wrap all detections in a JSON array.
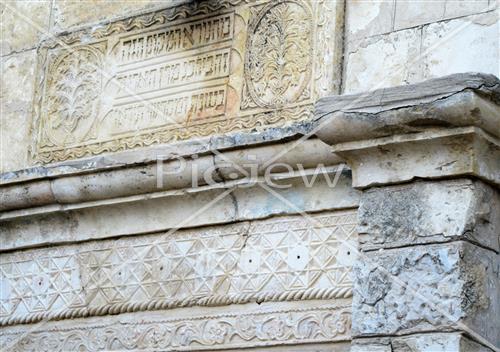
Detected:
[{"left": 314, "top": 73, "right": 500, "bottom": 188}]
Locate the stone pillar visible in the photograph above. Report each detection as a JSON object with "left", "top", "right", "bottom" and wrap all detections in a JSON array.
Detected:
[{"left": 315, "top": 73, "right": 500, "bottom": 352}]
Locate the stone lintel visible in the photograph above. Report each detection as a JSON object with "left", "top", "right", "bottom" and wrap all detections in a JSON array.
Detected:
[{"left": 0, "top": 171, "right": 360, "bottom": 251}]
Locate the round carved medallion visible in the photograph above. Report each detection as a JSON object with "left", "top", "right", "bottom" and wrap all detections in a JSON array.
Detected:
[
  {"left": 45, "top": 47, "right": 102, "bottom": 146},
  {"left": 245, "top": 0, "right": 312, "bottom": 108}
]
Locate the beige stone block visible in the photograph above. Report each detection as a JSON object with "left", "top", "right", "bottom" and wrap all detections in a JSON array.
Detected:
[
  {"left": 51, "top": 0, "right": 186, "bottom": 31},
  {"left": 0, "top": 50, "right": 37, "bottom": 173},
  {"left": 358, "top": 179, "right": 500, "bottom": 252},
  {"left": 345, "top": 0, "right": 395, "bottom": 40},
  {"left": 422, "top": 11, "right": 499, "bottom": 78},
  {"left": 444, "top": 0, "right": 491, "bottom": 19},
  {"left": 0, "top": 0, "right": 51, "bottom": 55},
  {"left": 333, "top": 127, "right": 500, "bottom": 188},
  {"left": 394, "top": 0, "right": 446, "bottom": 30},
  {"left": 344, "top": 28, "right": 422, "bottom": 94}
]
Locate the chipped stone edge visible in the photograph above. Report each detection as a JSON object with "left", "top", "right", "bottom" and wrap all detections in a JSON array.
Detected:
[{"left": 314, "top": 72, "right": 500, "bottom": 145}]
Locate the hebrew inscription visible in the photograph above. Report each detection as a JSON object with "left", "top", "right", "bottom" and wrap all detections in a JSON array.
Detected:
[
  {"left": 33, "top": 0, "right": 343, "bottom": 162},
  {"left": 0, "top": 210, "right": 357, "bottom": 326}
]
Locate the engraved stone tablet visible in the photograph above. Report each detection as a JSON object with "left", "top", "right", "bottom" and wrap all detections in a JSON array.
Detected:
[{"left": 32, "top": 0, "right": 343, "bottom": 163}]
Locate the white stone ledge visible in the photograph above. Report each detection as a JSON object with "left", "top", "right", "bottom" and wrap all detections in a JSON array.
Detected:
[
  {"left": 0, "top": 172, "right": 360, "bottom": 251},
  {"left": 0, "top": 138, "right": 342, "bottom": 213}
]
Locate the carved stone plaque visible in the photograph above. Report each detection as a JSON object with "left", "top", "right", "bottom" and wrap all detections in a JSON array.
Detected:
[{"left": 32, "top": 0, "right": 343, "bottom": 163}]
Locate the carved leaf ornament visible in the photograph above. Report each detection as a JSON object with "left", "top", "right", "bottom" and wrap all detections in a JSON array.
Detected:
[
  {"left": 245, "top": 0, "right": 312, "bottom": 108},
  {"left": 44, "top": 47, "right": 102, "bottom": 146}
]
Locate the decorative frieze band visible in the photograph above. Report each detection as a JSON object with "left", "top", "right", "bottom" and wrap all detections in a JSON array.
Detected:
[
  {"left": 0, "top": 210, "right": 357, "bottom": 326},
  {"left": 1, "top": 301, "right": 352, "bottom": 351}
]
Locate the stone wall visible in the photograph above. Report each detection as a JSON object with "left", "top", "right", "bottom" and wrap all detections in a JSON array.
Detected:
[
  {"left": 1, "top": 1, "right": 499, "bottom": 352},
  {"left": 344, "top": 0, "right": 499, "bottom": 93}
]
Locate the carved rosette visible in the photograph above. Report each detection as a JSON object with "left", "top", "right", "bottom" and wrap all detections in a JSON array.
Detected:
[
  {"left": 242, "top": 0, "right": 313, "bottom": 109},
  {"left": 41, "top": 46, "right": 104, "bottom": 147}
]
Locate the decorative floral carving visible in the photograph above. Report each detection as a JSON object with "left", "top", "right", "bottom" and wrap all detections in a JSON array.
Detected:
[
  {"left": 1, "top": 305, "right": 351, "bottom": 351},
  {"left": 243, "top": 0, "right": 312, "bottom": 108},
  {"left": 42, "top": 47, "right": 103, "bottom": 147}
]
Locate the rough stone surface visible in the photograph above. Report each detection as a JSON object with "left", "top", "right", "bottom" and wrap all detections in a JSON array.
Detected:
[
  {"left": 358, "top": 179, "right": 500, "bottom": 252},
  {"left": 0, "top": 50, "right": 37, "bottom": 173},
  {"left": 0, "top": 1, "right": 51, "bottom": 55},
  {"left": 316, "top": 73, "right": 500, "bottom": 144},
  {"left": 352, "top": 333, "right": 494, "bottom": 352},
  {"left": 344, "top": 27, "right": 422, "bottom": 94},
  {"left": 422, "top": 11, "right": 499, "bottom": 79},
  {"left": 352, "top": 241, "right": 499, "bottom": 346},
  {"left": 320, "top": 127, "right": 500, "bottom": 189},
  {"left": 344, "top": 10, "right": 499, "bottom": 94},
  {"left": 51, "top": 0, "right": 187, "bottom": 31},
  {"left": 345, "top": 0, "right": 395, "bottom": 40},
  {"left": 394, "top": 0, "right": 447, "bottom": 30},
  {"left": 443, "top": 0, "right": 492, "bottom": 19}
]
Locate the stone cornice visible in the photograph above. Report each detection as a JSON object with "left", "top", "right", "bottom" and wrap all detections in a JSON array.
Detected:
[
  {"left": 315, "top": 72, "right": 500, "bottom": 144},
  {"left": 0, "top": 134, "right": 343, "bottom": 214},
  {"left": 314, "top": 73, "right": 500, "bottom": 188}
]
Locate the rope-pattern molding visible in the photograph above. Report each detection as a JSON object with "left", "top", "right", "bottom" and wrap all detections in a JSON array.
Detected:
[{"left": 0, "top": 286, "right": 352, "bottom": 327}]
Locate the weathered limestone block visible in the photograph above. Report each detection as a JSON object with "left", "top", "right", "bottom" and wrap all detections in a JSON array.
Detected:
[
  {"left": 352, "top": 332, "right": 494, "bottom": 352},
  {"left": 345, "top": 0, "right": 394, "bottom": 40},
  {"left": 358, "top": 179, "right": 500, "bottom": 252},
  {"left": 51, "top": 0, "right": 185, "bottom": 31},
  {"left": 0, "top": 138, "right": 342, "bottom": 212},
  {"left": 344, "top": 10, "right": 498, "bottom": 94},
  {"left": 394, "top": 0, "right": 447, "bottom": 30},
  {"left": 344, "top": 27, "right": 422, "bottom": 94},
  {"left": 352, "top": 242, "right": 499, "bottom": 345},
  {"left": 422, "top": 11, "right": 499, "bottom": 79},
  {"left": 0, "top": 50, "right": 38, "bottom": 173},
  {"left": 0, "top": 1, "right": 51, "bottom": 55}
]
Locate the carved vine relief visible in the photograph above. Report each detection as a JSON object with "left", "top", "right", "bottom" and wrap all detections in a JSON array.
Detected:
[{"left": 33, "top": 0, "right": 342, "bottom": 162}]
